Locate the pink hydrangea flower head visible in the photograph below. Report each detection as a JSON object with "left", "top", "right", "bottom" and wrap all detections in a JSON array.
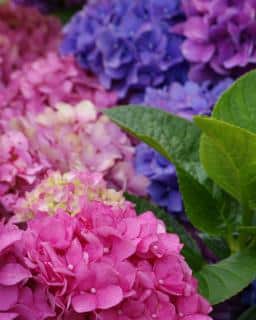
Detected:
[
  {"left": 9, "top": 101, "right": 148, "bottom": 196},
  {"left": 15, "top": 170, "right": 126, "bottom": 221},
  {"left": 0, "top": 3, "right": 61, "bottom": 88},
  {"left": 0, "top": 221, "right": 54, "bottom": 319},
  {"left": 21, "top": 186, "right": 212, "bottom": 319},
  {"left": 0, "top": 129, "right": 50, "bottom": 215},
  {"left": 174, "top": 0, "right": 256, "bottom": 82},
  {"left": 0, "top": 52, "right": 117, "bottom": 119}
]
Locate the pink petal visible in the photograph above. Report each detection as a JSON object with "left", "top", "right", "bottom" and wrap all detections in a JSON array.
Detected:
[
  {"left": 0, "top": 227, "right": 22, "bottom": 254},
  {"left": 72, "top": 293, "right": 97, "bottom": 313},
  {"left": 0, "top": 285, "right": 18, "bottom": 311},
  {"left": 0, "top": 312, "right": 18, "bottom": 320},
  {"left": 66, "top": 238, "right": 83, "bottom": 267},
  {"left": 97, "top": 285, "right": 123, "bottom": 309},
  {"left": 0, "top": 263, "right": 31, "bottom": 286},
  {"left": 111, "top": 239, "right": 136, "bottom": 261}
]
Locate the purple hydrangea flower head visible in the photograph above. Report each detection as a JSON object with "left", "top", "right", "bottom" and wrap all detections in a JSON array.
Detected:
[
  {"left": 136, "top": 78, "right": 233, "bottom": 215},
  {"left": 174, "top": 0, "right": 256, "bottom": 82},
  {"left": 144, "top": 78, "right": 233, "bottom": 120},
  {"left": 13, "top": 0, "right": 86, "bottom": 13},
  {"left": 61, "top": 0, "right": 188, "bottom": 100}
]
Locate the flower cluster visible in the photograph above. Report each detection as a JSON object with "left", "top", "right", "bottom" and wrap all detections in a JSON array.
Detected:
[
  {"left": 0, "top": 100, "right": 147, "bottom": 214},
  {"left": 136, "top": 78, "right": 233, "bottom": 214},
  {"left": 175, "top": 0, "right": 256, "bottom": 82},
  {"left": 18, "top": 172, "right": 212, "bottom": 319},
  {"left": 0, "top": 52, "right": 117, "bottom": 120},
  {"left": 0, "top": 221, "right": 54, "bottom": 319},
  {"left": 144, "top": 78, "right": 233, "bottom": 120},
  {"left": 0, "top": 3, "right": 61, "bottom": 88},
  {"left": 0, "top": 130, "right": 49, "bottom": 216},
  {"left": 13, "top": 0, "right": 86, "bottom": 13},
  {"left": 136, "top": 144, "right": 182, "bottom": 215},
  {"left": 61, "top": 0, "right": 188, "bottom": 100},
  {"left": 15, "top": 171, "right": 126, "bottom": 221}
]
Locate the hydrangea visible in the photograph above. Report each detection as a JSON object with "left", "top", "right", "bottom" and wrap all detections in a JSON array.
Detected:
[
  {"left": 0, "top": 130, "right": 50, "bottom": 216},
  {"left": 0, "top": 3, "right": 61, "bottom": 88},
  {"left": 20, "top": 173, "right": 213, "bottom": 319},
  {"left": 136, "top": 144, "right": 182, "bottom": 214},
  {"left": 0, "top": 52, "right": 117, "bottom": 120},
  {"left": 13, "top": 0, "right": 86, "bottom": 13},
  {"left": 61, "top": 0, "right": 188, "bottom": 100},
  {"left": 15, "top": 171, "right": 126, "bottom": 221},
  {"left": 174, "top": 0, "right": 256, "bottom": 82},
  {"left": 136, "top": 78, "right": 233, "bottom": 214},
  {"left": 0, "top": 221, "right": 54, "bottom": 319},
  {"left": 0, "top": 101, "right": 147, "bottom": 214},
  {"left": 144, "top": 79, "right": 233, "bottom": 120}
]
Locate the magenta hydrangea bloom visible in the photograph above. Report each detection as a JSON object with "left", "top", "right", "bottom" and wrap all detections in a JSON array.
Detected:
[
  {"left": 0, "top": 4, "right": 61, "bottom": 88},
  {"left": 0, "top": 52, "right": 117, "bottom": 120},
  {"left": 0, "top": 221, "right": 54, "bottom": 319},
  {"left": 20, "top": 173, "right": 212, "bottom": 319},
  {"left": 174, "top": 0, "right": 256, "bottom": 81},
  {"left": 0, "top": 101, "right": 147, "bottom": 215}
]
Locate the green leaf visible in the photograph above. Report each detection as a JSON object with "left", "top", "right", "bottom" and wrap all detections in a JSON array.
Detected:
[
  {"left": 106, "top": 106, "right": 203, "bottom": 182},
  {"left": 200, "top": 234, "right": 230, "bottom": 260},
  {"left": 196, "top": 250, "right": 256, "bottom": 304},
  {"left": 177, "top": 168, "right": 225, "bottom": 235},
  {"left": 213, "top": 70, "right": 256, "bottom": 134},
  {"left": 239, "top": 226, "right": 256, "bottom": 235},
  {"left": 195, "top": 116, "right": 256, "bottom": 208},
  {"left": 125, "top": 193, "right": 204, "bottom": 271},
  {"left": 106, "top": 107, "right": 233, "bottom": 235},
  {"left": 53, "top": 7, "right": 82, "bottom": 24},
  {"left": 238, "top": 306, "right": 256, "bottom": 320}
]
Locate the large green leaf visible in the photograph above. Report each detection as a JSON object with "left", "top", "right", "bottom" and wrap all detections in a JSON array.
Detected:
[
  {"left": 125, "top": 193, "right": 204, "bottom": 271},
  {"left": 213, "top": 70, "right": 256, "bottom": 134},
  {"left": 199, "top": 234, "right": 230, "bottom": 260},
  {"left": 106, "top": 107, "right": 232, "bottom": 235},
  {"left": 196, "top": 250, "right": 256, "bottom": 305},
  {"left": 238, "top": 306, "right": 256, "bottom": 320},
  {"left": 239, "top": 226, "right": 256, "bottom": 235},
  {"left": 177, "top": 168, "right": 225, "bottom": 235},
  {"left": 195, "top": 117, "right": 256, "bottom": 208}
]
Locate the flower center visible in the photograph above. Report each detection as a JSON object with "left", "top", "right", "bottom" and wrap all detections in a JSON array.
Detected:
[
  {"left": 67, "top": 264, "right": 74, "bottom": 270},
  {"left": 103, "top": 247, "right": 110, "bottom": 253}
]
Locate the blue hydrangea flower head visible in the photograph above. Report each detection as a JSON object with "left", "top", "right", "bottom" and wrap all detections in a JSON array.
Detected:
[
  {"left": 61, "top": 0, "right": 188, "bottom": 99},
  {"left": 135, "top": 144, "right": 183, "bottom": 214}
]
